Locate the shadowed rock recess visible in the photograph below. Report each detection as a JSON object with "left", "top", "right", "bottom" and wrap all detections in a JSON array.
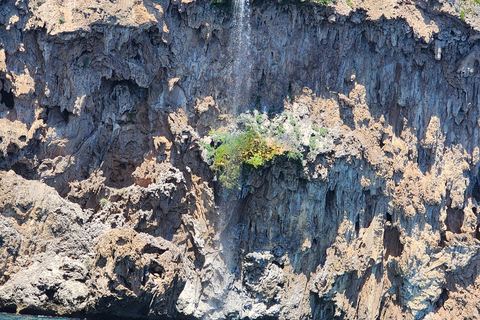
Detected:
[{"left": 2, "top": 0, "right": 480, "bottom": 319}]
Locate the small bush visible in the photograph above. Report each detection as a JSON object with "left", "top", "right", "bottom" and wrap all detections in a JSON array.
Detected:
[
  {"left": 256, "top": 113, "right": 262, "bottom": 124},
  {"left": 212, "top": 128, "right": 286, "bottom": 189},
  {"left": 200, "top": 141, "right": 215, "bottom": 162},
  {"left": 99, "top": 198, "right": 109, "bottom": 208},
  {"left": 289, "top": 114, "right": 296, "bottom": 126},
  {"left": 59, "top": 15, "right": 65, "bottom": 24},
  {"left": 318, "top": 128, "right": 328, "bottom": 137},
  {"left": 285, "top": 149, "right": 304, "bottom": 173},
  {"left": 310, "top": 136, "right": 318, "bottom": 149}
]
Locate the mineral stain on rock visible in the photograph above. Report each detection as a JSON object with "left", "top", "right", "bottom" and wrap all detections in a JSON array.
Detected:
[{"left": 2, "top": 0, "right": 480, "bottom": 319}]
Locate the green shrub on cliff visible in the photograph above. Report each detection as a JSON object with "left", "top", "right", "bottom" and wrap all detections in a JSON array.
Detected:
[
  {"left": 99, "top": 198, "right": 110, "bottom": 208},
  {"left": 211, "top": 128, "right": 286, "bottom": 189}
]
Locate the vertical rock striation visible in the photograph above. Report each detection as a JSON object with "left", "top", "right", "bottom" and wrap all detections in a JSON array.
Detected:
[{"left": 1, "top": 0, "right": 480, "bottom": 319}]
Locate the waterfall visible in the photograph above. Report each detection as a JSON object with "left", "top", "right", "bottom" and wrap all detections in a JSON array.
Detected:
[{"left": 231, "top": 0, "right": 252, "bottom": 111}]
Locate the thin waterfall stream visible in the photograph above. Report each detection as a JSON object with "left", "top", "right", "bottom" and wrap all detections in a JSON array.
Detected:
[{"left": 231, "top": 0, "right": 252, "bottom": 111}]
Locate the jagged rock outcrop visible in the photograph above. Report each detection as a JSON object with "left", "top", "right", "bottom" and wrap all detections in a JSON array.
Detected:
[{"left": 2, "top": 0, "right": 480, "bottom": 319}]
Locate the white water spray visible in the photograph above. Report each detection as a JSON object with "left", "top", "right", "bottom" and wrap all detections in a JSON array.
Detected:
[{"left": 231, "top": 0, "right": 252, "bottom": 111}]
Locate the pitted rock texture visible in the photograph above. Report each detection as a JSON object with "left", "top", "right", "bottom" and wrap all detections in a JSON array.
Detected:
[{"left": 2, "top": 0, "right": 480, "bottom": 319}]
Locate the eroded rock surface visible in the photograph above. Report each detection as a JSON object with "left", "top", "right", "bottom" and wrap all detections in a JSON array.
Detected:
[{"left": 2, "top": 0, "right": 480, "bottom": 319}]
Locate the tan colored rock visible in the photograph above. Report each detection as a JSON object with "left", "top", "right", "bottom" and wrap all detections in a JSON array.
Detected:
[{"left": 2, "top": 0, "right": 480, "bottom": 319}]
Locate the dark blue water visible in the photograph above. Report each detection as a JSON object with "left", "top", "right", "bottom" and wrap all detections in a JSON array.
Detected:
[{"left": 0, "top": 314, "right": 80, "bottom": 320}]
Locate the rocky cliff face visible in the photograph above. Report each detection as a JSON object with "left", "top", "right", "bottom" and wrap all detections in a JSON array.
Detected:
[{"left": 1, "top": 0, "right": 480, "bottom": 319}]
